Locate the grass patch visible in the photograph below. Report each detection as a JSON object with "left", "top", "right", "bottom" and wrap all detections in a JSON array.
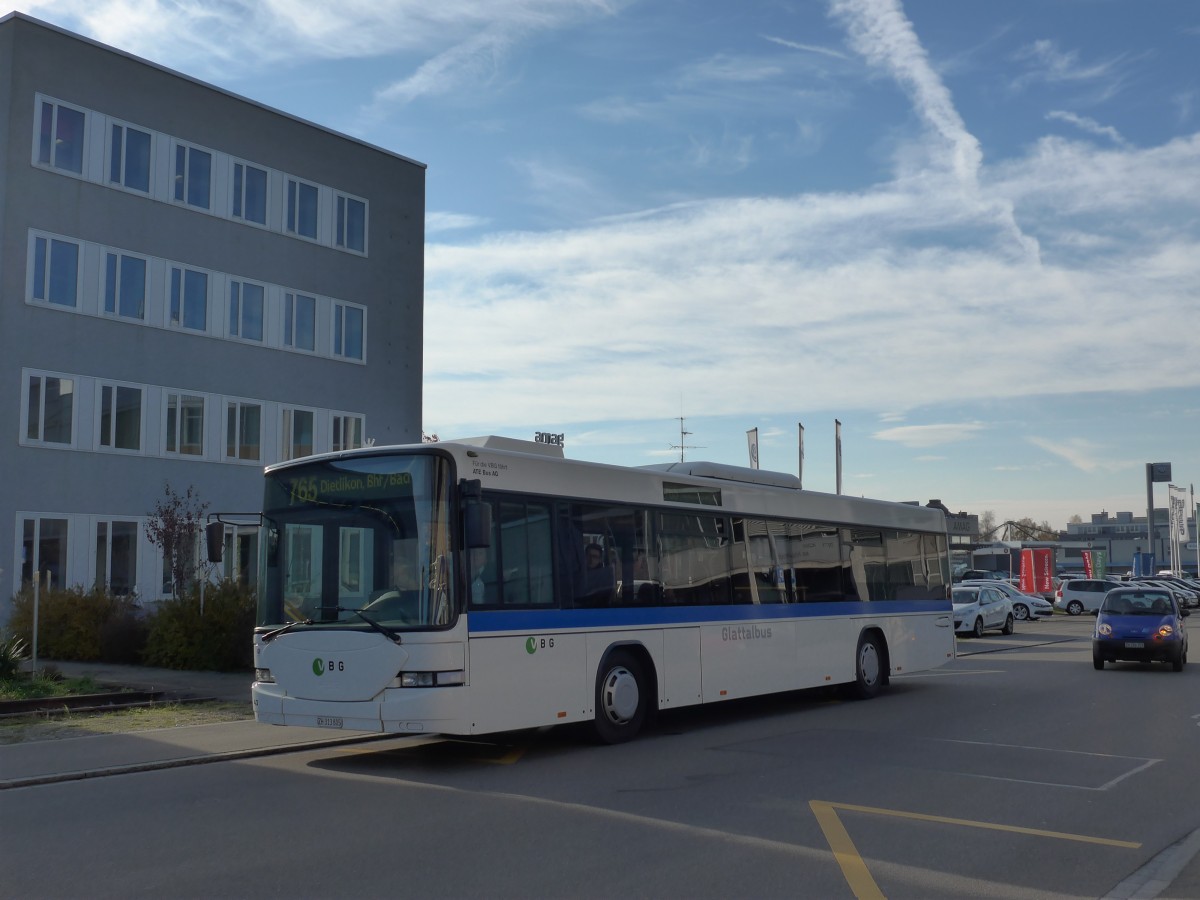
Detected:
[
  {"left": 0, "top": 672, "right": 106, "bottom": 702},
  {"left": 0, "top": 700, "right": 253, "bottom": 744}
]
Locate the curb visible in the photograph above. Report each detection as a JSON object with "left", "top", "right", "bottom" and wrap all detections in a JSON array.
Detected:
[{"left": 0, "top": 732, "right": 394, "bottom": 792}]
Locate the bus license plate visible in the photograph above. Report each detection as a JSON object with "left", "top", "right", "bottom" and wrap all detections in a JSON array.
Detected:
[
  {"left": 1124, "top": 642, "right": 1144, "bottom": 649},
  {"left": 316, "top": 716, "right": 344, "bottom": 729}
]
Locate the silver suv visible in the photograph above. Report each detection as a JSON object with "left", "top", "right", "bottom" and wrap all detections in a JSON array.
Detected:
[{"left": 1055, "top": 578, "right": 1117, "bottom": 615}]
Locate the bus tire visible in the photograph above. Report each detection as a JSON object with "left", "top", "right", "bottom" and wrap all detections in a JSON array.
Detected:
[
  {"left": 848, "top": 631, "right": 887, "bottom": 700},
  {"left": 594, "top": 650, "right": 649, "bottom": 744}
]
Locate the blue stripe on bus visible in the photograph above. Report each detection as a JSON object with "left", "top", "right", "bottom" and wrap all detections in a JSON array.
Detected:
[{"left": 466, "top": 600, "right": 951, "bottom": 633}]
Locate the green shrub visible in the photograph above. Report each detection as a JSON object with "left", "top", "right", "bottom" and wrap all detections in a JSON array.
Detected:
[
  {"left": 141, "top": 580, "right": 255, "bottom": 671},
  {"left": 9, "top": 586, "right": 145, "bottom": 662},
  {"left": 0, "top": 632, "right": 29, "bottom": 679}
]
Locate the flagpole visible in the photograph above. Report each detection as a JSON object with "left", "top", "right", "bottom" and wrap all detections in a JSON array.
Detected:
[
  {"left": 798, "top": 422, "right": 805, "bottom": 489},
  {"left": 835, "top": 419, "right": 842, "bottom": 495}
]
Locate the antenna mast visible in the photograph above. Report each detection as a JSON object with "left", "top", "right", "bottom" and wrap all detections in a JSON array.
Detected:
[{"left": 669, "top": 416, "right": 704, "bottom": 462}]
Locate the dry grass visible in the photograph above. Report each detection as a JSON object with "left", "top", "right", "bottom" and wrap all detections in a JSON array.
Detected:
[{"left": 0, "top": 700, "right": 254, "bottom": 744}]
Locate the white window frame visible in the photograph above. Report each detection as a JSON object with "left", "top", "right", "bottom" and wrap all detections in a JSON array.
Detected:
[
  {"left": 170, "top": 265, "right": 210, "bottom": 332},
  {"left": 96, "top": 380, "right": 145, "bottom": 454},
  {"left": 94, "top": 518, "right": 141, "bottom": 596},
  {"left": 23, "top": 370, "right": 77, "bottom": 448},
  {"left": 332, "top": 301, "right": 366, "bottom": 362},
  {"left": 228, "top": 279, "right": 266, "bottom": 343},
  {"left": 331, "top": 413, "right": 365, "bottom": 453},
  {"left": 20, "top": 515, "right": 72, "bottom": 592},
  {"left": 286, "top": 177, "right": 320, "bottom": 240},
  {"left": 232, "top": 160, "right": 269, "bottom": 227},
  {"left": 281, "top": 406, "right": 317, "bottom": 461},
  {"left": 103, "top": 250, "right": 148, "bottom": 320},
  {"left": 29, "top": 233, "right": 81, "bottom": 308},
  {"left": 283, "top": 291, "right": 318, "bottom": 352},
  {"left": 108, "top": 121, "right": 153, "bottom": 193},
  {"left": 173, "top": 140, "right": 213, "bottom": 210},
  {"left": 225, "top": 399, "right": 264, "bottom": 463},
  {"left": 335, "top": 192, "right": 368, "bottom": 254},
  {"left": 34, "top": 97, "right": 87, "bottom": 174},
  {"left": 164, "top": 392, "right": 206, "bottom": 457}
]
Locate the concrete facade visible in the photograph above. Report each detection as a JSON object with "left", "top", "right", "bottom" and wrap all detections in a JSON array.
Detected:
[{"left": 1, "top": 14, "right": 425, "bottom": 610}]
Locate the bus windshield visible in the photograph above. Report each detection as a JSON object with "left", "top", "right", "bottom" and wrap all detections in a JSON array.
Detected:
[{"left": 257, "top": 453, "right": 454, "bottom": 629}]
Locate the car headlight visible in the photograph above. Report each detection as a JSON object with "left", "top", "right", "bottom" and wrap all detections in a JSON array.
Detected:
[
  {"left": 1097, "top": 623, "right": 1112, "bottom": 636},
  {"left": 1158, "top": 625, "right": 1175, "bottom": 638}
]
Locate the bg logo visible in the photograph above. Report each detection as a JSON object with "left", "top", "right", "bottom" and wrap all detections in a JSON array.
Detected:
[{"left": 312, "top": 658, "right": 325, "bottom": 676}]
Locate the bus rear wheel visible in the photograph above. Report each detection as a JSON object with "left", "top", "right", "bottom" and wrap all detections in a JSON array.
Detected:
[
  {"left": 594, "top": 650, "right": 649, "bottom": 744},
  {"left": 848, "top": 632, "right": 886, "bottom": 700}
]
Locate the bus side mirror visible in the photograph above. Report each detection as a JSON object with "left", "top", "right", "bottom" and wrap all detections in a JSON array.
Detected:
[
  {"left": 205, "top": 521, "right": 225, "bottom": 564},
  {"left": 466, "top": 500, "right": 492, "bottom": 549}
]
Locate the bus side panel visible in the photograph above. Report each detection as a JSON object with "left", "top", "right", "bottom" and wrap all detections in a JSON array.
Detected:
[
  {"left": 466, "top": 632, "right": 591, "bottom": 734},
  {"left": 699, "top": 620, "right": 798, "bottom": 702},
  {"left": 661, "top": 626, "right": 702, "bottom": 709},
  {"left": 879, "top": 612, "right": 954, "bottom": 674},
  {"left": 794, "top": 616, "right": 858, "bottom": 687}
]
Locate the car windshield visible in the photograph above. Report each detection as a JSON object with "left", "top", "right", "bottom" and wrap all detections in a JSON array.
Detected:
[
  {"left": 952, "top": 589, "right": 979, "bottom": 603},
  {"left": 1102, "top": 592, "right": 1174, "bottom": 616},
  {"left": 256, "top": 452, "right": 455, "bottom": 629}
]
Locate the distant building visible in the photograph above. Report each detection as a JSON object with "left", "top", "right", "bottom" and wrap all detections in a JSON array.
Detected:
[
  {"left": 1059, "top": 510, "right": 1197, "bottom": 575},
  {"left": 1, "top": 14, "right": 425, "bottom": 609}
]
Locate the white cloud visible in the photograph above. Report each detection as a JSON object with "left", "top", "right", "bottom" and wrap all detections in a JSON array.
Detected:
[
  {"left": 426, "top": 211, "right": 490, "bottom": 233},
  {"left": 1046, "top": 110, "right": 1127, "bottom": 146},
  {"left": 1026, "top": 437, "right": 1131, "bottom": 474},
  {"left": 871, "top": 424, "right": 985, "bottom": 449},
  {"left": 762, "top": 35, "right": 850, "bottom": 61}
]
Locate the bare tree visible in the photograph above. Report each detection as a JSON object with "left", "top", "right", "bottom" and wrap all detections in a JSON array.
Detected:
[
  {"left": 977, "top": 510, "right": 997, "bottom": 541},
  {"left": 145, "top": 482, "right": 208, "bottom": 598}
]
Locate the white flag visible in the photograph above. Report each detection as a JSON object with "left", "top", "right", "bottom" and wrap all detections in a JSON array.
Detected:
[
  {"left": 1169, "top": 484, "right": 1189, "bottom": 541},
  {"left": 746, "top": 428, "right": 759, "bottom": 469}
]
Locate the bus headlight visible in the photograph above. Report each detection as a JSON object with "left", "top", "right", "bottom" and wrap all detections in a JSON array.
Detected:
[
  {"left": 255, "top": 668, "right": 275, "bottom": 683},
  {"left": 395, "top": 670, "right": 465, "bottom": 688}
]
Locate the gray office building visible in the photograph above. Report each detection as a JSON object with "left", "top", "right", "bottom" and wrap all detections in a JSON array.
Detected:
[{"left": 1, "top": 13, "right": 425, "bottom": 612}]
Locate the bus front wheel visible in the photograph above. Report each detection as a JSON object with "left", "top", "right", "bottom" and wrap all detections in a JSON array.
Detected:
[
  {"left": 594, "top": 651, "right": 649, "bottom": 744},
  {"left": 848, "top": 632, "right": 886, "bottom": 700}
]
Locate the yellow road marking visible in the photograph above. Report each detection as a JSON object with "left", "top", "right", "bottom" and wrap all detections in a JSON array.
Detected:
[
  {"left": 810, "top": 801, "right": 885, "bottom": 900},
  {"left": 811, "top": 799, "right": 1141, "bottom": 899}
]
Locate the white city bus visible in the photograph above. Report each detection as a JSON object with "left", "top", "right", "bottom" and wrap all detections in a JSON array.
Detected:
[{"left": 242, "top": 435, "right": 953, "bottom": 742}]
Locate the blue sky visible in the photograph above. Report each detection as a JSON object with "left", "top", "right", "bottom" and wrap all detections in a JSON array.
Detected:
[{"left": 21, "top": 0, "right": 1200, "bottom": 527}]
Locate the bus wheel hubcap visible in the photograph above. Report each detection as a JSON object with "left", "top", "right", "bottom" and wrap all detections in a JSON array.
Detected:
[
  {"left": 603, "top": 667, "right": 638, "bottom": 723},
  {"left": 859, "top": 644, "right": 879, "bottom": 685}
]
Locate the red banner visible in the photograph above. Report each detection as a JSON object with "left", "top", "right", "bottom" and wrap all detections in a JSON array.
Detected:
[
  {"left": 1019, "top": 548, "right": 1054, "bottom": 594},
  {"left": 1082, "top": 550, "right": 1093, "bottom": 579}
]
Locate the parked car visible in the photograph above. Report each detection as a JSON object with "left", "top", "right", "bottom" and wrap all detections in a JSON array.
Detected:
[
  {"left": 960, "top": 580, "right": 1053, "bottom": 621},
  {"left": 960, "top": 569, "right": 1008, "bottom": 582},
  {"left": 952, "top": 585, "right": 1015, "bottom": 637},
  {"left": 1055, "top": 578, "right": 1118, "bottom": 616},
  {"left": 1140, "top": 576, "right": 1200, "bottom": 609},
  {"left": 1092, "top": 586, "right": 1188, "bottom": 671}
]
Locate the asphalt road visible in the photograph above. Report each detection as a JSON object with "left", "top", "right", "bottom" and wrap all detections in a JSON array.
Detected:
[{"left": 5, "top": 614, "right": 1199, "bottom": 899}]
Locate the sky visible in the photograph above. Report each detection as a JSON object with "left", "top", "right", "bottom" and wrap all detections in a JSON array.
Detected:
[{"left": 17, "top": 0, "right": 1200, "bottom": 529}]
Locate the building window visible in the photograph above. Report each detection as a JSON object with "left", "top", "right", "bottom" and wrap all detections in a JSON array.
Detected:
[
  {"left": 170, "top": 267, "right": 209, "bottom": 331},
  {"left": 233, "top": 162, "right": 268, "bottom": 225},
  {"left": 174, "top": 143, "right": 212, "bottom": 209},
  {"left": 32, "top": 236, "right": 80, "bottom": 307},
  {"left": 286, "top": 178, "right": 318, "bottom": 238},
  {"left": 165, "top": 393, "right": 204, "bottom": 456},
  {"left": 229, "top": 281, "right": 265, "bottom": 342},
  {"left": 99, "top": 383, "right": 143, "bottom": 451},
  {"left": 336, "top": 194, "right": 366, "bottom": 252},
  {"left": 96, "top": 520, "right": 139, "bottom": 595},
  {"left": 282, "top": 408, "right": 315, "bottom": 460},
  {"left": 332, "top": 414, "right": 364, "bottom": 452},
  {"left": 333, "top": 302, "right": 365, "bottom": 360},
  {"left": 104, "top": 252, "right": 147, "bottom": 319},
  {"left": 37, "top": 100, "right": 85, "bottom": 173},
  {"left": 109, "top": 124, "right": 151, "bottom": 192},
  {"left": 25, "top": 373, "right": 74, "bottom": 445},
  {"left": 22, "top": 517, "right": 70, "bottom": 590},
  {"left": 284, "top": 292, "right": 316, "bottom": 351},
  {"left": 226, "top": 401, "right": 262, "bottom": 461}
]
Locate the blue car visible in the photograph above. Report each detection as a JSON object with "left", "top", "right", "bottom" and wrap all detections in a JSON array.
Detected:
[{"left": 1092, "top": 587, "right": 1189, "bottom": 671}]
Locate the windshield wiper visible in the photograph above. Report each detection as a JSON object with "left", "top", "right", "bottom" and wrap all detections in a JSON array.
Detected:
[
  {"left": 259, "top": 618, "right": 314, "bottom": 644},
  {"left": 337, "top": 607, "right": 403, "bottom": 644}
]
